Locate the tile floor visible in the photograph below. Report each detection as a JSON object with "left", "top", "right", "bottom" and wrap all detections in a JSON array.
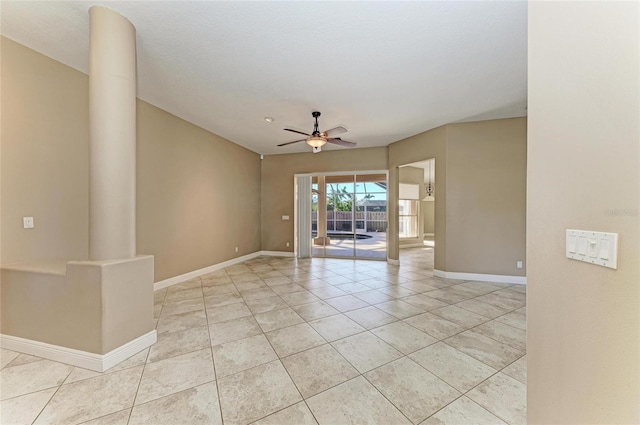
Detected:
[{"left": 0, "top": 247, "right": 527, "bottom": 425}]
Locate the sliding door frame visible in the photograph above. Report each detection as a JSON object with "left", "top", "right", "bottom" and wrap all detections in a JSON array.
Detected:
[{"left": 294, "top": 170, "right": 389, "bottom": 260}]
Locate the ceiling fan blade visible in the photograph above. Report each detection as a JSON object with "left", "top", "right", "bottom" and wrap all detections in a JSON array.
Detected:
[
  {"left": 277, "top": 139, "right": 306, "bottom": 147},
  {"left": 284, "top": 128, "right": 310, "bottom": 137},
  {"left": 326, "top": 138, "right": 356, "bottom": 147},
  {"left": 322, "top": 126, "right": 347, "bottom": 137}
]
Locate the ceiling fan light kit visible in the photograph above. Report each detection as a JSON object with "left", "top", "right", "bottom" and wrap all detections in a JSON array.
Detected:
[
  {"left": 306, "top": 135, "right": 326, "bottom": 148},
  {"left": 277, "top": 111, "right": 356, "bottom": 152}
]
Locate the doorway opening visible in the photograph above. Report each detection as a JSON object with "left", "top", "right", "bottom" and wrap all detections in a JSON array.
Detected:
[{"left": 399, "top": 159, "right": 435, "bottom": 254}]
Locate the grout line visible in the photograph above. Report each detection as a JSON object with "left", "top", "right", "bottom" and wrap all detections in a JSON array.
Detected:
[
  {"left": 359, "top": 370, "right": 417, "bottom": 424},
  {"left": 30, "top": 365, "right": 74, "bottom": 424},
  {"left": 454, "top": 368, "right": 521, "bottom": 424},
  {"left": 73, "top": 408, "right": 131, "bottom": 425},
  {"left": 202, "top": 276, "right": 226, "bottom": 425},
  {"left": 126, "top": 345, "right": 153, "bottom": 422},
  {"left": 18, "top": 386, "right": 58, "bottom": 422},
  {"left": 223, "top": 265, "right": 303, "bottom": 424}
]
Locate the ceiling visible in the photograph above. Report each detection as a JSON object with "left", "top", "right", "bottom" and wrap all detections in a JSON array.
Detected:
[{"left": 0, "top": 1, "right": 527, "bottom": 155}]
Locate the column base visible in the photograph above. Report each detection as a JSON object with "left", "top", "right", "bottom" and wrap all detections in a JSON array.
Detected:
[{"left": 313, "top": 237, "right": 331, "bottom": 245}]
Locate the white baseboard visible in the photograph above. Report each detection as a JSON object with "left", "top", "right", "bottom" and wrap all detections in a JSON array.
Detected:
[
  {"left": 154, "top": 252, "right": 263, "bottom": 291},
  {"left": 261, "top": 250, "right": 295, "bottom": 257},
  {"left": 387, "top": 258, "right": 400, "bottom": 265},
  {"left": 0, "top": 330, "right": 157, "bottom": 372},
  {"left": 434, "top": 269, "right": 526, "bottom": 285},
  {"left": 154, "top": 250, "right": 295, "bottom": 291},
  {"left": 102, "top": 331, "right": 157, "bottom": 371}
]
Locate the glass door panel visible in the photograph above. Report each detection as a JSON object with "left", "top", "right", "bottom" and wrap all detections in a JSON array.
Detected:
[
  {"left": 325, "top": 177, "right": 355, "bottom": 258},
  {"left": 355, "top": 174, "right": 388, "bottom": 259}
]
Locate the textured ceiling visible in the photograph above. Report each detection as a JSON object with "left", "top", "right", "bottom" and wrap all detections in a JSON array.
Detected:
[{"left": 0, "top": 1, "right": 527, "bottom": 155}]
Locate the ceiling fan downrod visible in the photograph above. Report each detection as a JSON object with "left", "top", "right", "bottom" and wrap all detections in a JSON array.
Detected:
[{"left": 312, "top": 111, "right": 321, "bottom": 136}]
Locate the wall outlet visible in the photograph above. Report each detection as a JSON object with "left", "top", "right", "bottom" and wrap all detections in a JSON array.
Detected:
[
  {"left": 516, "top": 261, "right": 523, "bottom": 269},
  {"left": 23, "top": 216, "right": 34, "bottom": 229},
  {"left": 235, "top": 247, "right": 239, "bottom": 253},
  {"left": 286, "top": 242, "right": 290, "bottom": 247}
]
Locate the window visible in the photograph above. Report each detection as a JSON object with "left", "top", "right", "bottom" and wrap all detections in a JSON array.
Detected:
[{"left": 398, "top": 199, "right": 419, "bottom": 238}]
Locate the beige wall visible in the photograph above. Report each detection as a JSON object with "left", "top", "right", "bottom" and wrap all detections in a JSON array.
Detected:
[
  {"left": 137, "top": 100, "right": 261, "bottom": 281},
  {"left": 261, "top": 148, "right": 388, "bottom": 252},
  {"left": 528, "top": 2, "right": 639, "bottom": 423},
  {"left": 446, "top": 118, "right": 527, "bottom": 276},
  {"left": 389, "top": 119, "right": 526, "bottom": 277},
  {"left": 389, "top": 125, "right": 447, "bottom": 265},
  {"left": 0, "top": 38, "right": 262, "bottom": 282},
  {"left": 423, "top": 201, "right": 434, "bottom": 234},
  {"left": 1, "top": 36, "right": 89, "bottom": 264}
]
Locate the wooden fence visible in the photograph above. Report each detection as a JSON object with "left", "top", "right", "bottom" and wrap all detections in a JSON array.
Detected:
[{"left": 312, "top": 211, "right": 388, "bottom": 232}]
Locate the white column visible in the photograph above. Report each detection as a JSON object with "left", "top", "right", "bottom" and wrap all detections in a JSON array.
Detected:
[
  {"left": 89, "top": 6, "right": 137, "bottom": 261},
  {"left": 297, "top": 176, "right": 312, "bottom": 258}
]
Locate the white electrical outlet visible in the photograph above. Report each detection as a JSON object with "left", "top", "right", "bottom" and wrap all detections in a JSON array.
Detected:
[
  {"left": 235, "top": 247, "right": 239, "bottom": 253},
  {"left": 23, "top": 217, "right": 34, "bottom": 229},
  {"left": 516, "top": 261, "right": 523, "bottom": 269},
  {"left": 286, "top": 242, "right": 290, "bottom": 247}
]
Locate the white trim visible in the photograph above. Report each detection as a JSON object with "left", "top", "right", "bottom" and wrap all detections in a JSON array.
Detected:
[
  {"left": 423, "top": 233, "right": 435, "bottom": 237},
  {"left": 296, "top": 175, "right": 312, "bottom": 258},
  {"left": 0, "top": 330, "right": 157, "bottom": 372},
  {"left": 293, "top": 175, "right": 300, "bottom": 259},
  {"left": 294, "top": 170, "right": 389, "bottom": 178},
  {"left": 387, "top": 258, "right": 400, "bottom": 265},
  {"left": 102, "top": 331, "right": 157, "bottom": 371},
  {"left": 261, "top": 250, "right": 295, "bottom": 257},
  {"left": 154, "top": 251, "right": 296, "bottom": 291},
  {"left": 434, "top": 269, "right": 526, "bottom": 285},
  {"left": 154, "top": 252, "right": 263, "bottom": 291}
]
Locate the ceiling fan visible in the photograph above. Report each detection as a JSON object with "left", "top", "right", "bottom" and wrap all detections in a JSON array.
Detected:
[{"left": 277, "top": 111, "right": 356, "bottom": 153}]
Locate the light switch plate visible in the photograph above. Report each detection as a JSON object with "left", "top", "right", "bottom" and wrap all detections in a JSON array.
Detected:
[
  {"left": 23, "top": 216, "right": 34, "bottom": 229},
  {"left": 566, "top": 229, "right": 618, "bottom": 269}
]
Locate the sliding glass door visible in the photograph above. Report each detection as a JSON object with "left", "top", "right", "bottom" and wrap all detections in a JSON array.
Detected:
[{"left": 310, "top": 173, "right": 387, "bottom": 260}]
